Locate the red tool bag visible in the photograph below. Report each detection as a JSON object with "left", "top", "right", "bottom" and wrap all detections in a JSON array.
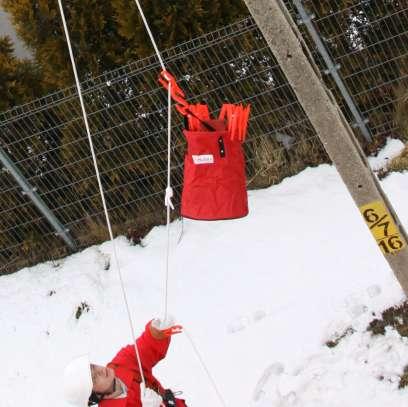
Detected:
[{"left": 159, "top": 71, "right": 250, "bottom": 220}]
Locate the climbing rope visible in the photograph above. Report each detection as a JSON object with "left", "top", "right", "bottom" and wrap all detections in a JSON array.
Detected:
[
  {"left": 132, "top": 4, "right": 229, "bottom": 404},
  {"left": 57, "top": 0, "right": 146, "bottom": 387},
  {"left": 164, "top": 81, "right": 173, "bottom": 320},
  {"left": 184, "top": 328, "right": 228, "bottom": 407},
  {"left": 131, "top": 0, "right": 174, "bottom": 322},
  {"left": 59, "top": 0, "right": 227, "bottom": 404},
  {"left": 132, "top": 0, "right": 165, "bottom": 71}
]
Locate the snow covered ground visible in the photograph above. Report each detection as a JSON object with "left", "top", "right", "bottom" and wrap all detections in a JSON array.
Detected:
[{"left": 1, "top": 139, "right": 408, "bottom": 407}]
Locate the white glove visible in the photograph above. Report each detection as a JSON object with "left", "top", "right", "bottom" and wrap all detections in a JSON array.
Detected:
[
  {"left": 140, "top": 383, "right": 163, "bottom": 407},
  {"left": 151, "top": 315, "right": 176, "bottom": 330},
  {"left": 151, "top": 315, "right": 183, "bottom": 336}
]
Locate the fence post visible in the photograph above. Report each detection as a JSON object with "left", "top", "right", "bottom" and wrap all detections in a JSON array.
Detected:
[
  {"left": 243, "top": 0, "right": 408, "bottom": 294},
  {"left": 0, "top": 146, "right": 76, "bottom": 250},
  {"left": 293, "top": 0, "right": 372, "bottom": 142}
]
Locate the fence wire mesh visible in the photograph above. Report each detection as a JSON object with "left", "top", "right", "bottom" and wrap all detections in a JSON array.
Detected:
[
  {"left": 293, "top": 0, "right": 408, "bottom": 141},
  {"left": 1, "top": 0, "right": 407, "bottom": 274}
]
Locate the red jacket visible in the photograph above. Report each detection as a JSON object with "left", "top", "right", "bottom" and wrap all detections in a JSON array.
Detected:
[{"left": 99, "top": 322, "right": 186, "bottom": 407}]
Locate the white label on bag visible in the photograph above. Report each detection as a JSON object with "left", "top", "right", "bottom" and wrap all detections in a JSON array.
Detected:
[{"left": 192, "top": 154, "right": 214, "bottom": 164}]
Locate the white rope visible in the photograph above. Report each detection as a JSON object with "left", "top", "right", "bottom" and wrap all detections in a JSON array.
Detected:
[
  {"left": 57, "top": 0, "right": 146, "bottom": 387},
  {"left": 184, "top": 328, "right": 228, "bottom": 407},
  {"left": 125, "top": 4, "right": 228, "bottom": 405},
  {"left": 60, "top": 1, "right": 225, "bottom": 404},
  {"left": 131, "top": 0, "right": 173, "bottom": 322},
  {"left": 132, "top": 0, "right": 166, "bottom": 71},
  {"left": 163, "top": 83, "right": 173, "bottom": 321}
]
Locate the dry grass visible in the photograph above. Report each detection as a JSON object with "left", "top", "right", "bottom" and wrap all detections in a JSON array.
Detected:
[
  {"left": 386, "top": 145, "right": 408, "bottom": 172},
  {"left": 75, "top": 207, "right": 170, "bottom": 248},
  {"left": 323, "top": 301, "right": 408, "bottom": 389},
  {"left": 325, "top": 327, "right": 355, "bottom": 348},
  {"left": 247, "top": 136, "right": 288, "bottom": 189},
  {"left": 378, "top": 144, "right": 408, "bottom": 179},
  {"left": 394, "top": 83, "right": 408, "bottom": 143},
  {"left": 0, "top": 206, "right": 171, "bottom": 276},
  {"left": 367, "top": 301, "right": 408, "bottom": 388},
  {"left": 247, "top": 132, "right": 329, "bottom": 189},
  {"left": 368, "top": 301, "right": 408, "bottom": 337}
]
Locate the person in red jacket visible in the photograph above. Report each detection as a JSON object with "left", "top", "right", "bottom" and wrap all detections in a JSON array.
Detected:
[{"left": 64, "top": 317, "right": 186, "bottom": 407}]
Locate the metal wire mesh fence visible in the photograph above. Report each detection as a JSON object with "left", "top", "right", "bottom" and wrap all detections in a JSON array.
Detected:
[
  {"left": 291, "top": 0, "right": 408, "bottom": 143},
  {"left": 1, "top": 0, "right": 407, "bottom": 274}
]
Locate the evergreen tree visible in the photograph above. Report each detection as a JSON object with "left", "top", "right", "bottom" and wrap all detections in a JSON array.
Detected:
[
  {"left": 0, "top": 35, "right": 43, "bottom": 111},
  {"left": 2, "top": 0, "right": 248, "bottom": 92},
  {"left": 111, "top": 0, "right": 248, "bottom": 60},
  {"left": 202, "top": 0, "right": 248, "bottom": 30},
  {"left": 1, "top": 0, "right": 128, "bottom": 91}
]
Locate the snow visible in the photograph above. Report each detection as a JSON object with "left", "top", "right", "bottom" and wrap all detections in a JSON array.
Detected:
[
  {"left": 368, "top": 138, "right": 405, "bottom": 171},
  {"left": 2, "top": 138, "right": 408, "bottom": 407}
]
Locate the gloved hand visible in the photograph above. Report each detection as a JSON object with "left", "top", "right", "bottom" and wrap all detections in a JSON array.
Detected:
[
  {"left": 151, "top": 315, "right": 183, "bottom": 337},
  {"left": 140, "top": 383, "right": 163, "bottom": 407}
]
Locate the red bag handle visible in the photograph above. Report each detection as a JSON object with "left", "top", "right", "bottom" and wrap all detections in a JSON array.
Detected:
[
  {"left": 159, "top": 70, "right": 251, "bottom": 138},
  {"left": 158, "top": 70, "right": 216, "bottom": 131}
]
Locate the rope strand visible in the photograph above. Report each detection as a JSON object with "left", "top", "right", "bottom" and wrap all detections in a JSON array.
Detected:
[
  {"left": 57, "top": 0, "right": 146, "bottom": 387},
  {"left": 132, "top": 0, "right": 166, "bottom": 70},
  {"left": 164, "top": 83, "right": 173, "bottom": 321},
  {"left": 131, "top": 0, "right": 174, "bottom": 323},
  {"left": 59, "top": 1, "right": 226, "bottom": 404},
  {"left": 184, "top": 328, "right": 228, "bottom": 407}
]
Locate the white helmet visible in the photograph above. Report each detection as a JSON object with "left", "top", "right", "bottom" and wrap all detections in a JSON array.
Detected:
[{"left": 64, "top": 355, "right": 93, "bottom": 407}]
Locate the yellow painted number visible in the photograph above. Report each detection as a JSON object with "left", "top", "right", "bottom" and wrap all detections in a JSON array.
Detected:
[{"left": 360, "top": 201, "right": 405, "bottom": 255}]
